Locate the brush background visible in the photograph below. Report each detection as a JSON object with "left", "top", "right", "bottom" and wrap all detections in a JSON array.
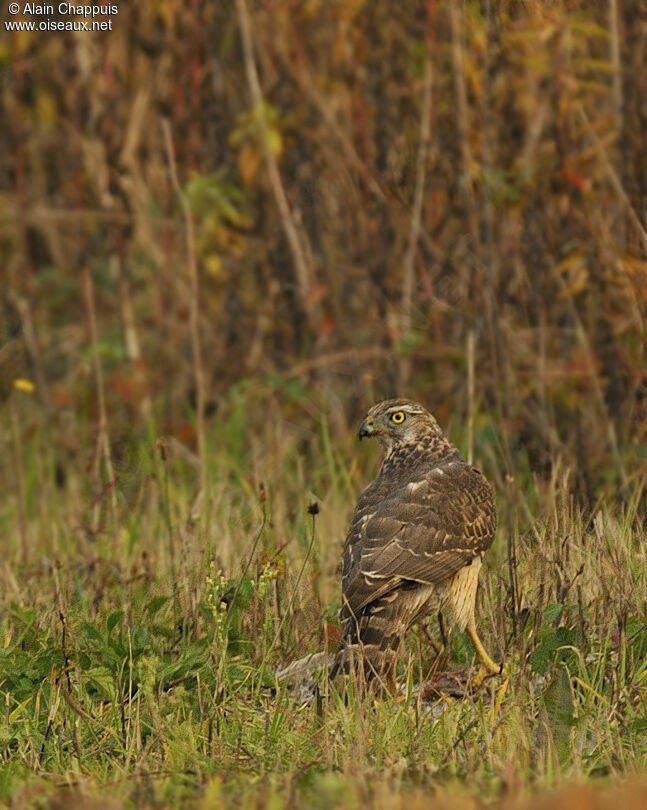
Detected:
[{"left": 1, "top": 1, "right": 646, "bottom": 808}]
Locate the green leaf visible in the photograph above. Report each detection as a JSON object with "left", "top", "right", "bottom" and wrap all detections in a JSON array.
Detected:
[
  {"left": 544, "top": 603, "right": 563, "bottom": 624},
  {"left": 145, "top": 596, "right": 170, "bottom": 617},
  {"left": 107, "top": 611, "right": 124, "bottom": 633},
  {"left": 529, "top": 644, "right": 551, "bottom": 676},
  {"left": 543, "top": 664, "right": 575, "bottom": 764},
  {"left": 85, "top": 666, "right": 116, "bottom": 701},
  {"left": 83, "top": 623, "right": 104, "bottom": 645}
]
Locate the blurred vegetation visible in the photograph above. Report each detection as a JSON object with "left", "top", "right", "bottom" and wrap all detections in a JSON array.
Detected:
[
  {"left": 1, "top": 0, "right": 645, "bottom": 499},
  {"left": 1, "top": 0, "right": 647, "bottom": 808}
]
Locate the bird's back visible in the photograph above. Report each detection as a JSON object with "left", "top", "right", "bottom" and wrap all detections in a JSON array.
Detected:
[{"left": 333, "top": 413, "right": 495, "bottom": 689}]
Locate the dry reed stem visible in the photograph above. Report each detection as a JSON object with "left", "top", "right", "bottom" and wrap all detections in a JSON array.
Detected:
[
  {"left": 449, "top": 1, "right": 472, "bottom": 187},
  {"left": 274, "top": 43, "right": 445, "bottom": 269},
  {"left": 577, "top": 106, "right": 647, "bottom": 253},
  {"left": 112, "top": 255, "right": 152, "bottom": 418},
  {"left": 400, "top": 6, "right": 434, "bottom": 386},
  {"left": 82, "top": 268, "right": 119, "bottom": 551},
  {"left": 113, "top": 257, "right": 139, "bottom": 361},
  {"left": 608, "top": 0, "right": 623, "bottom": 150},
  {"left": 9, "top": 291, "right": 51, "bottom": 410},
  {"left": 279, "top": 346, "right": 459, "bottom": 381},
  {"left": 235, "top": 0, "right": 317, "bottom": 317},
  {"left": 481, "top": 0, "right": 505, "bottom": 365},
  {"left": 467, "top": 329, "right": 474, "bottom": 466},
  {"left": 161, "top": 118, "right": 207, "bottom": 499},
  {"left": 10, "top": 398, "right": 28, "bottom": 562},
  {"left": 554, "top": 270, "right": 628, "bottom": 491}
]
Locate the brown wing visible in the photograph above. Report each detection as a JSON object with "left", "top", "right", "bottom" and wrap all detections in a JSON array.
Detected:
[{"left": 341, "top": 461, "right": 495, "bottom": 621}]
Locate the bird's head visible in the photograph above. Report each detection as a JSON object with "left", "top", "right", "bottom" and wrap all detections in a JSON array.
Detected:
[{"left": 357, "top": 399, "right": 443, "bottom": 452}]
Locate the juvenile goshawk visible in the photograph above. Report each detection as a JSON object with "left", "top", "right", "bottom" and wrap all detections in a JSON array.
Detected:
[{"left": 330, "top": 398, "right": 501, "bottom": 693}]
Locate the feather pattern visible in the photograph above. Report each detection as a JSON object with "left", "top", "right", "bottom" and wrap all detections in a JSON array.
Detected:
[{"left": 331, "top": 399, "right": 497, "bottom": 690}]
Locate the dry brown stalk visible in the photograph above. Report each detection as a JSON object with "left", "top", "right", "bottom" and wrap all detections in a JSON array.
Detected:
[
  {"left": 400, "top": 16, "right": 434, "bottom": 386},
  {"left": 272, "top": 42, "right": 444, "bottom": 268},
  {"left": 235, "top": 0, "right": 317, "bottom": 317},
  {"left": 449, "top": 1, "right": 472, "bottom": 191},
  {"left": 556, "top": 271, "right": 629, "bottom": 491},
  {"left": 112, "top": 254, "right": 151, "bottom": 418},
  {"left": 608, "top": 0, "right": 623, "bottom": 145},
  {"left": 467, "top": 329, "right": 475, "bottom": 466},
  {"left": 577, "top": 106, "right": 647, "bottom": 254},
  {"left": 161, "top": 118, "right": 207, "bottom": 499},
  {"left": 481, "top": 0, "right": 509, "bottom": 449},
  {"left": 113, "top": 255, "right": 140, "bottom": 365},
  {"left": 82, "top": 268, "right": 119, "bottom": 551},
  {"left": 10, "top": 398, "right": 28, "bottom": 562},
  {"left": 8, "top": 292, "right": 51, "bottom": 410},
  {"left": 278, "top": 346, "right": 452, "bottom": 381}
]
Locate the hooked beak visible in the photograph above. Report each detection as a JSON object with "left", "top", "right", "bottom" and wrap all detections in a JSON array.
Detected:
[{"left": 358, "top": 416, "right": 374, "bottom": 440}]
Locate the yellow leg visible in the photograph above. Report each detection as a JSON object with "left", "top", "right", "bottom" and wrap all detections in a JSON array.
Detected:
[{"left": 466, "top": 614, "right": 502, "bottom": 690}]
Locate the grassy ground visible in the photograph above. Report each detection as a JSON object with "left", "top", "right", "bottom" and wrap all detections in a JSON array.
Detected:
[{"left": 1, "top": 385, "right": 646, "bottom": 809}]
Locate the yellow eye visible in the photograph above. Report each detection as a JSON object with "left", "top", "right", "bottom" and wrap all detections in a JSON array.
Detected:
[{"left": 390, "top": 411, "right": 406, "bottom": 424}]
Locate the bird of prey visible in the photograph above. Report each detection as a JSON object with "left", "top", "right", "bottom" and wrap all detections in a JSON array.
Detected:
[{"left": 330, "top": 398, "right": 501, "bottom": 694}]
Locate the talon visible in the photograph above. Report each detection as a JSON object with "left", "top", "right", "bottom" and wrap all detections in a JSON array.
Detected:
[
  {"left": 470, "top": 660, "right": 503, "bottom": 691},
  {"left": 471, "top": 666, "right": 486, "bottom": 691}
]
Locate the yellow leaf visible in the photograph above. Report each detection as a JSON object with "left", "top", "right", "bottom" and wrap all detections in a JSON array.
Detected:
[
  {"left": 266, "top": 126, "right": 283, "bottom": 159},
  {"left": 9, "top": 696, "right": 33, "bottom": 723},
  {"left": 237, "top": 144, "right": 261, "bottom": 187},
  {"left": 36, "top": 92, "right": 57, "bottom": 128},
  {"left": 205, "top": 255, "right": 223, "bottom": 277},
  {"left": 14, "top": 378, "right": 35, "bottom": 394},
  {"left": 495, "top": 676, "right": 509, "bottom": 705},
  {"left": 488, "top": 677, "right": 509, "bottom": 722},
  {"left": 572, "top": 675, "right": 604, "bottom": 701}
]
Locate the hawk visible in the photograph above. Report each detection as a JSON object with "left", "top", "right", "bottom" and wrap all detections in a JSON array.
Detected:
[{"left": 330, "top": 398, "right": 501, "bottom": 693}]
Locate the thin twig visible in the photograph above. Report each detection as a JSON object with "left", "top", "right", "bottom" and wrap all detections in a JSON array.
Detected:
[
  {"left": 263, "top": 506, "right": 318, "bottom": 669},
  {"left": 156, "top": 437, "right": 178, "bottom": 620},
  {"left": 223, "top": 484, "right": 267, "bottom": 635},
  {"left": 507, "top": 520, "right": 519, "bottom": 642},
  {"left": 53, "top": 559, "right": 73, "bottom": 693},
  {"left": 58, "top": 685, "right": 122, "bottom": 746},
  {"left": 439, "top": 719, "right": 478, "bottom": 766}
]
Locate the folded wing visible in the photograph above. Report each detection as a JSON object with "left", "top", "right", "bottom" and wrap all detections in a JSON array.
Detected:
[{"left": 341, "top": 461, "right": 496, "bottom": 621}]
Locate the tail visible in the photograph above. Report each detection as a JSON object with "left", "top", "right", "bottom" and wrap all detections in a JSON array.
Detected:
[{"left": 330, "top": 594, "right": 404, "bottom": 693}]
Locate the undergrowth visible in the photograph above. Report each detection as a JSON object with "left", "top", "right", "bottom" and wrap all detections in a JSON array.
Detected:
[{"left": 1, "top": 387, "right": 647, "bottom": 809}]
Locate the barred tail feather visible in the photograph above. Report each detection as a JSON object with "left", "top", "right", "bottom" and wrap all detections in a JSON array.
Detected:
[{"left": 330, "top": 595, "right": 405, "bottom": 692}]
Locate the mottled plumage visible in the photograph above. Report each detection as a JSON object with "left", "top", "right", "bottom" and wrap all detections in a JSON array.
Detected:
[{"left": 331, "top": 398, "right": 501, "bottom": 692}]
